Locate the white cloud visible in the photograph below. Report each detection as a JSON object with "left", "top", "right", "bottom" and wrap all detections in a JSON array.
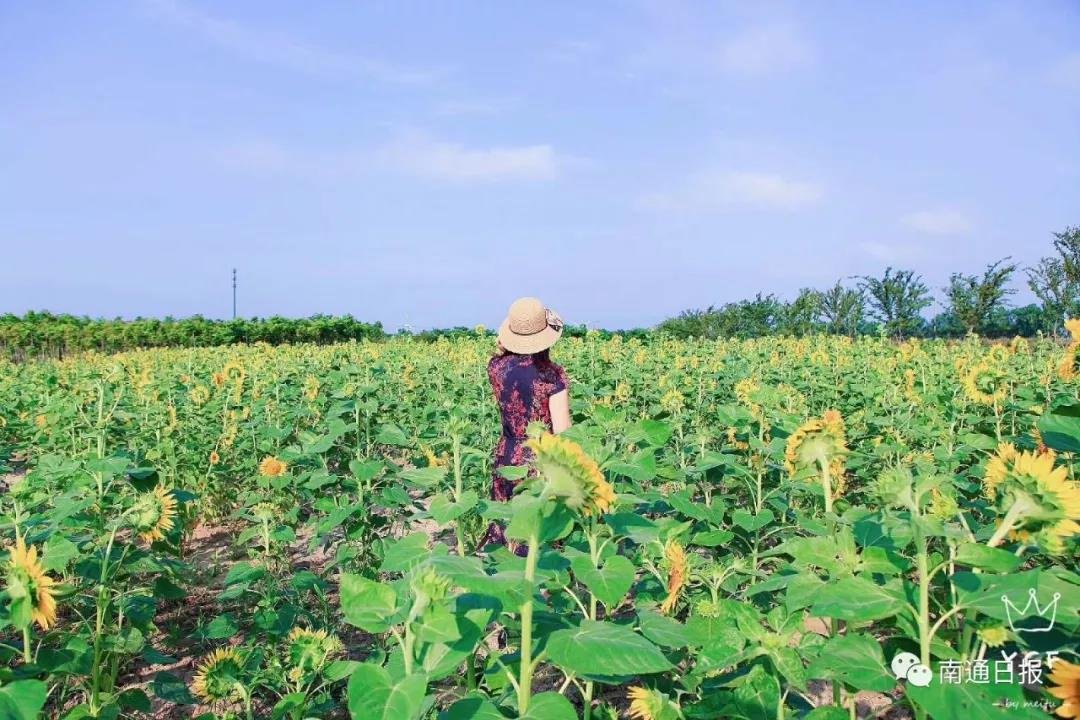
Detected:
[
  {"left": 216, "top": 134, "right": 565, "bottom": 183},
  {"left": 642, "top": 170, "right": 824, "bottom": 212},
  {"left": 859, "top": 241, "right": 928, "bottom": 264},
  {"left": 433, "top": 98, "right": 516, "bottom": 117},
  {"left": 718, "top": 24, "right": 814, "bottom": 75},
  {"left": 215, "top": 140, "right": 361, "bottom": 179},
  {"left": 143, "top": 0, "right": 438, "bottom": 84},
  {"left": 901, "top": 209, "right": 974, "bottom": 236},
  {"left": 1050, "top": 53, "right": 1080, "bottom": 90},
  {"left": 380, "top": 133, "right": 561, "bottom": 182}
]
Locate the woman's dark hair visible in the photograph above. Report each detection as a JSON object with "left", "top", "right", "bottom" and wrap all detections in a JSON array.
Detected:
[{"left": 498, "top": 348, "right": 553, "bottom": 365}]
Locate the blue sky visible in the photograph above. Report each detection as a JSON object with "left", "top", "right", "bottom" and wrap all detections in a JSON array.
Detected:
[{"left": 2, "top": 1, "right": 1078, "bottom": 329}]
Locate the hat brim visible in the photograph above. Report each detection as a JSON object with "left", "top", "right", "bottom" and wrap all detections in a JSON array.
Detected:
[{"left": 497, "top": 318, "right": 563, "bottom": 354}]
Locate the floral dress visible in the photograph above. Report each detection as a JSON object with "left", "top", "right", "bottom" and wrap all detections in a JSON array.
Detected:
[{"left": 485, "top": 353, "right": 569, "bottom": 546}]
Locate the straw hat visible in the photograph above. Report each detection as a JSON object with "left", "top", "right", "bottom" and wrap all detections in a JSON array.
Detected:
[{"left": 497, "top": 297, "right": 564, "bottom": 354}]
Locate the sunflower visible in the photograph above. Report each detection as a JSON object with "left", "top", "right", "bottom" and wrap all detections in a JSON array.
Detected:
[
  {"left": 1067, "top": 318, "right": 1080, "bottom": 342},
  {"left": 734, "top": 378, "right": 762, "bottom": 419},
  {"left": 132, "top": 486, "right": 178, "bottom": 543},
  {"left": 286, "top": 627, "right": 342, "bottom": 685},
  {"left": 222, "top": 359, "right": 246, "bottom": 383},
  {"left": 189, "top": 385, "right": 210, "bottom": 405},
  {"left": 191, "top": 647, "right": 246, "bottom": 703},
  {"left": 420, "top": 444, "right": 448, "bottom": 469},
  {"left": 209, "top": 450, "right": 220, "bottom": 466},
  {"left": 6, "top": 537, "right": 59, "bottom": 629},
  {"left": 1049, "top": 659, "right": 1080, "bottom": 719},
  {"left": 303, "top": 375, "right": 320, "bottom": 401},
  {"left": 660, "top": 389, "right": 684, "bottom": 415},
  {"left": 929, "top": 488, "right": 959, "bottom": 521},
  {"left": 976, "top": 625, "right": 1009, "bottom": 648},
  {"left": 251, "top": 502, "right": 278, "bottom": 522},
  {"left": 526, "top": 434, "right": 615, "bottom": 516},
  {"left": 659, "top": 540, "right": 688, "bottom": 615},
  {"left": 258, "top": 456, "right": 287, "bottom": 477},
  {"left": 962, "top": 360, "right": 1009, "bottom": 405},
  {"left": 785, "top": 410, "right": 848, "bottom": 510},
  {"left": 627, "top": 686, "right": 682, "bottom": 720},
  {"left": 1060, "top": 342, "right": 1079, "bottom": 382},
  {"left": 983, "top": 444, "right": 1080, "bottom": 554},
  {"left": 903, "top": 369, "right": 921, "bottom": 405}
]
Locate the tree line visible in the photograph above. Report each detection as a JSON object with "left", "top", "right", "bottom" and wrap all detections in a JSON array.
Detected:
[
  {"left": 2, "top": 226, "right": 1076, "bottom": 358},
  {"left": 657, "top": 226, "right": 1080, "bottom": 340},
  {"left": 0, "top": 314, "right": 384, "bottom": 361}
]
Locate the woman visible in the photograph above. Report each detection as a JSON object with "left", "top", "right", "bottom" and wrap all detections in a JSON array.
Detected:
[{"left": 485, "top": 297, "right": 571, "bottom": 550}]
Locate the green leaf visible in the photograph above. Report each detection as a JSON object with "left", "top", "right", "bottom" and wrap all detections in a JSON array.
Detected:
[
  {"left": 520, "top": 692, "right": 577, "bottom": 720},
  {"left": 732, "top": 509, "right": 774, "bottom": 532},
  {"left": 637, "top": 609, "right": 691, "bottom": 648},
  {"left": 811, "top": 577, "right": 905, "bottom": 622},
  {"left": 605, "top": 513, "right": 659, "bottom": 545},
  {"left": 955, "top": 543, "right": 1022, "bottom": 573},
  {"left": 691, "top": 530, "right": 735, "bottom": 547},
  {"left": 570, "top": 553, "right": 635, "bottom": 609},
  {"left": 376, "top": 424, "right": 411, "bottom": 447},
  {"left": 0, "top": 680, "right": 47, "bottom": 720},
  {"left": 803, "top": 708, "right": 849, "bottom": 720},
  {"left": 685, "top": 614, "right": 746, "bottom": 652},
  {"left": 546, "top": 620, "right": 673, "bottom": 678},
  {"left": 325, "top": 659, "right": 361, "bottom": 682},
  {"left": 1038, "top": 407, "right": 1080, "bottom": 453},
  {"left": 41, "top": 534, "right": 78, "bottom": 573},
  {"left": 953, "top": 568, "right": 1079, "bottom": 630},
  {"left": 204, "top": 613, "right": 238, "bottom": 639},
  {"left": 347, "top": 664, "right": 428, "bottom": 720},
  {"left": 429, "top": 491, "right": 479, "bottom": 524},
  {"left": 724, "top": 664, "right": 780, "bottom": 720},
  {"left": 400, "top": 467, "right": 447, "bottom": 487},
  {"left": 271, "top": 693, "right": 307, "bottom": 720},
  {"left": 505, "top": 496, "right": 573, "bottom": 543},
  {"left": 784, "top": 574, "right": 826, "bottom": 611},
  {"left": 440, "top": 695, "right": 505, "bottom": 720},
  {"left": 417, "top": 595, "right": 499, "bottom": 681},
  {"left": 806, "top": 633, "right": 895, "bottom": 692},
  {"left": 770, "top": 646, "right": 807, "bottom": 691},
  {"left": 340, "top": 574, "right": 399, "bottom": 633},
  {"left": 905, "top": 665, "right": 1046, "bottom": 720},
  {"left": 635, "top": 419, "right": 673, "bottom": 447},
  {"left": 116, "top": 689, "right": 151, "bottom": 713},
  {"left": 379, "top": 532, "right": 433, "bottom": 573},
  {"left": 151, "top": 671, "right": 196, "bottom": 705}
]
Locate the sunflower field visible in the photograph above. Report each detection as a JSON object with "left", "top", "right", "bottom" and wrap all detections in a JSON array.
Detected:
[{"left": 1, "top": 328, "right": 1079, "bottom": 720}]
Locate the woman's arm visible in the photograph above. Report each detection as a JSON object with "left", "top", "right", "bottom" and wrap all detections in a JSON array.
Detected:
[{"left": 549, "top": 389, "right": 571, "bottom": 434}]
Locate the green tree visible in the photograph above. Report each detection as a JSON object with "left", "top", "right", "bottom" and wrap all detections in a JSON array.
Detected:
[
  {"left": 943, "top": 257, "right": 1018, "bottom": 335},
  {"left": 779, "top": 288, "right": 823, "bottom": 336},
  {"left": 817, "top": 282, "right": 864, "bottom": 337},
  {"left": 1027, "top": 226, "right": 1080, "bottom": 333},
  {"left": 1052, "top": 225, "right": 1080, "bottom": 285},
  {"left": 858, "top": 268, "right": 933, "bottom": 339}
]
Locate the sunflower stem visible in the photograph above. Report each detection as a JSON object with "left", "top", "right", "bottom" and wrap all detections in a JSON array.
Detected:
[
  {"left": 819, "top": 458, "right": 834, "bottom": 516},
  {"left": 986, "top": 501, "right": 1026, "bottom": 549},
  {"left": 915, "top": 527, "right": 931, "bottom": 666},
  {"left": 517, "top": 528, "right": 540, "bottom": 713},
  {"left": 21, "top": 626, "right": 31, "bottom": 664},
  {"left": 452, "top": 434, "right": 466, "bottom": 556}
]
